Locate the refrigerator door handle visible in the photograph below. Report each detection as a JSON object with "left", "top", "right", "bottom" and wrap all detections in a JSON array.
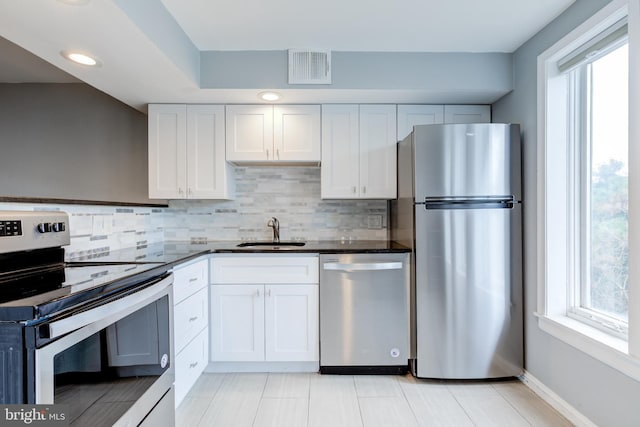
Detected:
[
  {"left": 423, "top": 195, "right": 516, "bottom": 203},
  {"left": 421, "top": 195, "right": 518, "bottom": 210}
]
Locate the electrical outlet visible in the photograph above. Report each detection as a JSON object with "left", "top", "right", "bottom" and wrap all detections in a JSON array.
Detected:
[{"left": 367, "top": 214, "right": 383, "bottom": 229}]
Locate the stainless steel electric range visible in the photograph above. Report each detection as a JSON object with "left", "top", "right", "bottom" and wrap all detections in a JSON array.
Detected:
[{"left": 0, "top": 211, "right": 175, "bottom": 427}]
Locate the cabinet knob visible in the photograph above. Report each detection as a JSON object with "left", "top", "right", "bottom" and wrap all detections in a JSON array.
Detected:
[
  {"left": 362, "top": 186, "right": 367, "bottom": 194},
  {"left": 352, "top": 186, "right": 357, "bottom": 194},
  {"left": 266, "top": 149, "right": 269, "bottom": 159},
  {"left": 267, "top": 288, "right": 271, "bottom": 297},
  {"left": 276, "top": 148, "right": 280, "bottom": 159},
  {"left": 256, "top": 289, "right": 260, "bottom": 297}
]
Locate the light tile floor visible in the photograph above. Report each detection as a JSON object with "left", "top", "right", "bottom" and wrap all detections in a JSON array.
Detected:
[{"left": 176, "top": 373, "right": 573, "bottom": 427}]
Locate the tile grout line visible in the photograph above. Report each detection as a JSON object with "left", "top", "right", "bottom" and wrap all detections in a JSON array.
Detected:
[
  {"left": 396, "top": 374, "right": 422, "bottom": 426},
  {"left": 195, "top": 373, "right": 227, "bottom": 427},
  {"left": 445, "top": 382, "right": 480, "bottom": 427},
  {"left": 490, "top": 382, "right": 535, "bottom": 427},
  {"left": 250, "top": 372, "right": 270, "bottom": 427}
]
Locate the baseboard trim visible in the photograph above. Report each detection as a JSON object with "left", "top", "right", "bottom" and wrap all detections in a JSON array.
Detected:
[
  {"left": 519, "top": 371, "right": 598, "bottom": 427},
  {"left": 205, "top": 361, "right": 319, "bottom": 373}
]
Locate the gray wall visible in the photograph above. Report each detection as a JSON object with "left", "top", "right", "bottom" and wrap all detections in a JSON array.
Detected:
[
  {"left": 492, "top": 1, "right": 640, "bottom": 426},
  {"left": 0, "top": 83, "right": 160, "bottom": 205},
  {"left": 201, "top": 51, "right": 513, "bottom": 103}
]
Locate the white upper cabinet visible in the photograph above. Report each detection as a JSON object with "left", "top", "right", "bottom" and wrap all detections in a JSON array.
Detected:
[
  {"left": 444, "top": 105, "right": 491, "bottom": 124},
  {"left": 397, "top": 105, "right": 444, "bottom": 141},
  {"left": 226, "top": 105, "right": 320, "bottom": 164},
  {"left": 320, "top": 105, "right": 360, "bottom": 198},
  {"left": 359, "top": 105, "right": 398, "bottom": 199},
  {"left": 148, "top": 104, "right": 234, "bottom": 200},
  {"left": 148, "top": 104, "right": 186, "bottom": 199},
  {"left": 321, "top": 104, "right": 397, "bottom": 199}
]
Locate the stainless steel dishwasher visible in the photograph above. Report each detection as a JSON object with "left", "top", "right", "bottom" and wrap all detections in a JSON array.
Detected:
[{"left": 319, "top": 253, "right": 410, "bottom": 374}]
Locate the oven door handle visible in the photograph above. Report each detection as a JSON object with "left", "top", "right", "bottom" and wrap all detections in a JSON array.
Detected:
[{"left": 44, "top": 274, "right": 173, "bottom": 340}]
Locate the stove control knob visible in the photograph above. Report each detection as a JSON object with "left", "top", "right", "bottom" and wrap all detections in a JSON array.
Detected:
[
  {"left": 52, "top": 222, "right": 66, "bottom": 232},
  {"left": 37, "top": 223, "right": 52, "bottom": 233}
]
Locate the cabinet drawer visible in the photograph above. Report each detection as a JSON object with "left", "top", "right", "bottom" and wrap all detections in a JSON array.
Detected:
[
  {"left": 174, "top": 287, "right": 208, "bottom": 352},
  {"left": 175, "top": 328, "right": 208, "bottom": 407},
  {"left": 173, "top": 258, "right": 208, "bottom": 304},
  {"left": 211, "top": 255, "right": 319, "bottom": 284}
]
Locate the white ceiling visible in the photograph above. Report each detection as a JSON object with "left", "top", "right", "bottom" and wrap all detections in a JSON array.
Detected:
[
  {"left": 0, "top": 0, "right": 575, "bottom": 111},
  {"left": 160, "top": 0, "right": 572, "bottom": 53}
]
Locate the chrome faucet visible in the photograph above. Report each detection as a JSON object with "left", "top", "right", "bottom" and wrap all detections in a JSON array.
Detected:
[{"left": 267, "top": 217, "right": 280, "bottom": 243}]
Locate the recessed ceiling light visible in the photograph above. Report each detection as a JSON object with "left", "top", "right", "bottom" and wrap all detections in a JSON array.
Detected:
[
  {"left": 61, "top": 51, "right": 101, "bottom": 67},
  {"left": 258, "top": 91, "right": 281, "bottom": 102}
]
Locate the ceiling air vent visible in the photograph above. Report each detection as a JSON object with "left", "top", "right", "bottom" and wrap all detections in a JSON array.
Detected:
[{"left": 288, "top": 49, "right": 331, "bottom": 84}]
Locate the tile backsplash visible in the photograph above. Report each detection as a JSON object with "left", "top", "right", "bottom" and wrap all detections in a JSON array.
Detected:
[
  {"left": 0, "top": 203, "right": 165, "bottom": 259},
  {"left": 1, "top": 166, "right": 389, "bottom": 254},
  {"left": 163, "top": 167, "right": 389, "bottom": 242}
]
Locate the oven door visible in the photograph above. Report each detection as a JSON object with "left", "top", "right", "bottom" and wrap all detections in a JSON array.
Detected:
[{"left": 34, "top": 274, "right": 174, "bottom": 427}]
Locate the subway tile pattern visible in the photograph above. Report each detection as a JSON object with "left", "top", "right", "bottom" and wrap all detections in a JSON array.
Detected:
[
  {"left": 162, "top": 167, "right": 389, "bottom": 242},
  {"left": 0, "top": 202, "right": 164, "bottom": 259},
  {"left": 0, "top": 167, "right": 389, "bottom": 256}
]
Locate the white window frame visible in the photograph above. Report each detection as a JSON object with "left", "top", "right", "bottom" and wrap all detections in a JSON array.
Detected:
[{"left": 537, "top": 0, "right": 640, "bottom": 381}]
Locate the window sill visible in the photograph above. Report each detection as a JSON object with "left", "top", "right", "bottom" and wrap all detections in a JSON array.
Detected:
[{"left": 536, "top": 313, "right": 640, "bottom": 381}]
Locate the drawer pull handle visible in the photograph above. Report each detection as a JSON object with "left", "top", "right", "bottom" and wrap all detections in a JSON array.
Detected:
[
  {"left": 189, "top": 362, "right": 198, "bottom": 368},
  {"left": 189, "top": 278, "right": 198, "bottom": 283},
  {"left": 189, "top": 316, "right": 198, "bottom": 322}
]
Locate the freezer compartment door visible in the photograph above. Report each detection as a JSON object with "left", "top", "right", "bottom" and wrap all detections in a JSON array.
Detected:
[
  {"left": 413, "top": 123, "right": 521, "bottom": 200},
  {"left": 414, "top": 204, "right": 523, "bottom": 379}
]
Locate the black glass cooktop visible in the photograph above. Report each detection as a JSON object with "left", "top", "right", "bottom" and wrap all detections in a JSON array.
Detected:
[{"left": 0, "top": 262, "right": 169, "bottom": 322}]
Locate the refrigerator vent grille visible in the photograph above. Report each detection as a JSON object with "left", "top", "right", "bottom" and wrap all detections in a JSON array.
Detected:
[{"left": 288, "top": 49, "right": 331, "bottom": 84}]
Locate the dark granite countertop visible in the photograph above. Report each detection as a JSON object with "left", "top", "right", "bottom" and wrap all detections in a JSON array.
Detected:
[{"left": 66, "top": 240, "right": 411, "bottom": 268}]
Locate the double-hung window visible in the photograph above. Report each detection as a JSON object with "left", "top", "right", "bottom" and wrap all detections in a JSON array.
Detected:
[
  {"left": 564, "top": 19, "right": 629, "bottom": 338},
  {"left": 538, "top": 0, "right": 640, "bottom": 379}
]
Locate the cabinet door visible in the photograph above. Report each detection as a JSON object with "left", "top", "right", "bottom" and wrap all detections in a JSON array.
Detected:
[
  {"left": 396, "top": 105, "right": 444, "bottom": 140},
  {"left": 225, "top": 105, "right": 274, "bottom": 162},
  {"left": 148, "top": 104, "right": 187, "bottom": 199},
  {"left": 265, "top": 284, "right": 319, "bottom": 362},
  {"left": 210, "top": 285, "right": 265, "bottom": 361},
  {"left": 359, "top": 105, "right": 397, "bottom": 199},
  {"left": 273, "top": 105, "right": 321, "bottom": 162},
  {"left": 321, "top": 105, "right": 360, "bottom": 198},
  {"left": 444, "top": 105, "right": 491, "bottom": 124},
  {"left": 186, "top": 105, "right": 233, "bottom": 199}
]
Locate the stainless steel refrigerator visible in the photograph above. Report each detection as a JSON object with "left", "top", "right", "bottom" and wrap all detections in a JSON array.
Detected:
[{"left": 391, "top": 123, "right": 523, "bottom": 379}]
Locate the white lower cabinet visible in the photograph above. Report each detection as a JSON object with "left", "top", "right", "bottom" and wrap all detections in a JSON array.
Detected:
[
  {"left": 210, "top": 284, "right": 265, "bottom": 361},
  {"left": 209, "top": 255, "right": 319, "bottom": 369},
  {"left": 172, "top": 257, "right": 209, "bottom": 408},
  {"left": 175, "top": 328, "right": 208, "bottom": 405},
  {"left": 210, "top": 284, "right": 318, "bottom": 362}
]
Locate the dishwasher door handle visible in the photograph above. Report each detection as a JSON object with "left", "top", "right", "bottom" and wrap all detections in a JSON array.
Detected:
[{"left": 322, "top": 262, "right": 403, "bottom": 272}]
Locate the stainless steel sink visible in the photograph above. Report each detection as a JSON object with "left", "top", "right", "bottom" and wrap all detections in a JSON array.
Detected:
[{"left": 236, "top": 241, "right": 306, "bottom": 248}]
